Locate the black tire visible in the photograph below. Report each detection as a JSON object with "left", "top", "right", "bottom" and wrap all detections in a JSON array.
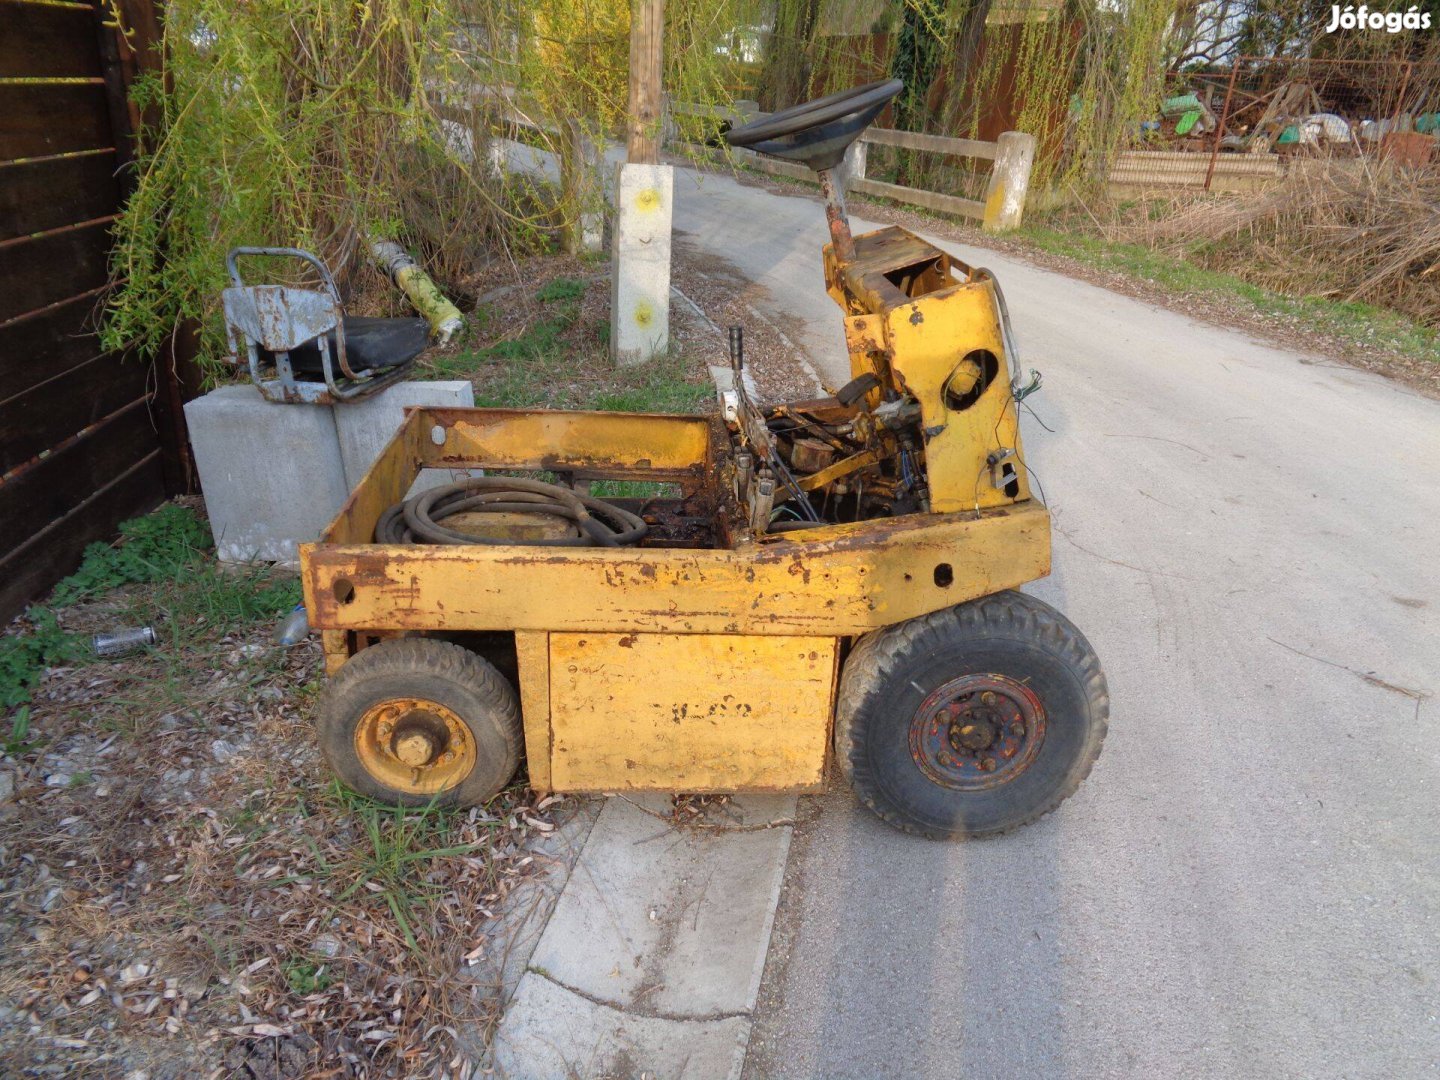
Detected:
[
  {"left": 317, "top": 638, "right": 522, "bottom": 807},
  {"left": 836, "top": 591, "right": 1108, "bottom": 840}
]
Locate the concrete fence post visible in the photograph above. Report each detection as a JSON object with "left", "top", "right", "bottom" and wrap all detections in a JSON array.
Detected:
[
  {"left": 561, "top": 119, "right": 603, "bottom": 254},
  {"left": 982, "top": 131, "right": 1036, "bottom": 232},
  {"left": 610, "top": 162, "right": 673, "bottom": 366},
  {"left": 484, "top": 137, "right": 505, "bottom": 180},
  {"left": 836, "top": 136, "right": 867, "bottom": 194}
]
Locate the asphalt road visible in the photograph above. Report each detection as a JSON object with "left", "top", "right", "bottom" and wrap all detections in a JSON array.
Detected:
[{"left": 667, "top": 167, "right": 1440, "bottom": 1080}]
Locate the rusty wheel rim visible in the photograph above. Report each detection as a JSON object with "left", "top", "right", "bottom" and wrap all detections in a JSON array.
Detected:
[
  {"left": 909, "top": 673, "right": 1046, "bottom": 791},
  {"left": 354, "top": 698, "right": 475, "bottom": 796}
]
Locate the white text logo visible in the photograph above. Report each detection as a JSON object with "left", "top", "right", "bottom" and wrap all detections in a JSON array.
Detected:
[{"left": 1326, "top": 5, "right": 1433, "bottom": 31}]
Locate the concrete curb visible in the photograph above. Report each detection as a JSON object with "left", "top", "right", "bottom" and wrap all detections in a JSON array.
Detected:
[{"left": 488, "top": 794, "right": 796, "bottom": 1080}]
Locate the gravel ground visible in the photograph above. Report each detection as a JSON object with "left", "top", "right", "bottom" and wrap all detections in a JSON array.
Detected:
[{"left": 0, "top": 505, "right": 570, "bottom": 1079}]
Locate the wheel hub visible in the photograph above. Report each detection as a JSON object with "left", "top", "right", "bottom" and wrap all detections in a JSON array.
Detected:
[
  {"left": 392, "top": 725, "right": 442, "bottom": 767},
  {"left": 910, "top": 674, "right": 1046, "bottom": 790},
  {"left": 354, "top": 697, "right": 475, "bottom": 796}
]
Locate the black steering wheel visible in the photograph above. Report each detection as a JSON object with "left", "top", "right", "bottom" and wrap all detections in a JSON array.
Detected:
[{"left": 725, "top": 79, "right": 903, "bottom": 172}]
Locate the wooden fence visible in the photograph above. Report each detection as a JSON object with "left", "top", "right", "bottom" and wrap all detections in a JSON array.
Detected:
[
  {"left": 668, "top": 100, "right": 1037, "bottom": 232},
  {"left": 0, "top": 0, "right": 197, "bottom": 622}
]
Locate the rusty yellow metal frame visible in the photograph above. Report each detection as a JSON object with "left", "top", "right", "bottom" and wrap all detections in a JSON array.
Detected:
[
  {"left": 300, "top": 406, "right": 1051, "bottom": 794},
  {"left": 826, "top": 226, "right": 1031, "bottom": 513},
  {"left": 302, "top": 407, "right": 1049, "bottom": 633}
]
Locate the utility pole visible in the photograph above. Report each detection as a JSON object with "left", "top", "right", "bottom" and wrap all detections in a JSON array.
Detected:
[
  {"left": 626, "top": 0, "right": 664, "bottom": 165},
  {"left": 611, "top": 0, "right": 672, "bottom": 366}
]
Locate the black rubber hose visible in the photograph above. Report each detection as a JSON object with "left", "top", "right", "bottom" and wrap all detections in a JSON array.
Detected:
[{"left": 374, "top": 477, "right": 648, "bottom": 546}]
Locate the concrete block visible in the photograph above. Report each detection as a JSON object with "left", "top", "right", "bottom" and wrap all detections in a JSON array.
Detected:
[
  {"left": 527, "top": 793, "right": 795, "bottom": 1017},
  {"left": 184, "top": 385, "right": 349, "bottom": 564},
  {"left": 610, "top": 162, "right": 673, "bottom": 366},
  {"left": 332, "top": 379, "right": 474, "bottom": 494},
  {"left": 491, "top": 972, "right": 749, "bottom": 1080}
]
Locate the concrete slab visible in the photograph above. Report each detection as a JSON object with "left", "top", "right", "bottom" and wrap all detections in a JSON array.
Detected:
[
  {"left": 331, "top": 379, "right": 475, "bottom": 494},
  {"left": 488, "top": 794, "right": 795, "bottom": 1079},
  {"left": 492, "top": 970, "right": 750, "bottom": 1080},
  {"left": 527, "top": 794, "right": 794, "bottom": 1018},
  {"left": 184, "top": 385, "right": 349, "bottom": 564}
]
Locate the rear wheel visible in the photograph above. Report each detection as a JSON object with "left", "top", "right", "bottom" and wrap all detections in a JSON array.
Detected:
[
  {"left": 836, "top": 591, "right": 1107, "bottom": 839},
  {"left": 318, "top": 638, "right": 521, "bottom": 807}
]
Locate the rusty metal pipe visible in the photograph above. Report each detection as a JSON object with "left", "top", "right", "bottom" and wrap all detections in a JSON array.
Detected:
[{"left": 817, "top": 168, "right": 855, "bottom": 264}]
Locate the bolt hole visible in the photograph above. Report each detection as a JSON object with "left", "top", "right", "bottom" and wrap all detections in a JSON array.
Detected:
[
  {"left": 903, "top": 572, "right": 913, "bottom": 582},
  {"left": 934, "top": 563, "right": 953, "bottom": 588},
  {"left": 431, "top": 424, "right": 446, "bottom": 446},
  {"left": 333, "top": 578, "right": 356, "bottom": 605}
]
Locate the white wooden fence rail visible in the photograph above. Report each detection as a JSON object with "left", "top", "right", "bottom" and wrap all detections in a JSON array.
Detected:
[{"left": 666, "top": 99, "right": 1036, "bottom": 232}]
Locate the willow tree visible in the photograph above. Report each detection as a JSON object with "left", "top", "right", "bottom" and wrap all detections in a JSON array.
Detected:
[
  {"left": 104, "top": 0, "right": 759, "bottom": 375},
  {"left": 762, "top": 0, "right": 1188, "bottom": 191}
]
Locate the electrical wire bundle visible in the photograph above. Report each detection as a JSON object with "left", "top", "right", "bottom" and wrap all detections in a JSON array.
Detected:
[{"left": 375, "top": 477, "right": 648, "bottom": 547}]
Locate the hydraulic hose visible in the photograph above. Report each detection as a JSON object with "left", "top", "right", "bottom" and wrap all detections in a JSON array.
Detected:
[{"left": 375, "top": 477, "right": 648, "bottom": 547}]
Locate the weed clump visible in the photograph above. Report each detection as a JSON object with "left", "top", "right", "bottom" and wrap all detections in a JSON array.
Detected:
[{"left": 0, "top": 505, "right": 298, "bottom": 717}]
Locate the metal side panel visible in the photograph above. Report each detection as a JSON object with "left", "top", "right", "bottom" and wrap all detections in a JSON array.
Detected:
[
  {"left": 547, "top": 632, "right": 837, "bottom": 793},
  {"left": 515, "top": 630, "right": 553, "bottom": 792}
]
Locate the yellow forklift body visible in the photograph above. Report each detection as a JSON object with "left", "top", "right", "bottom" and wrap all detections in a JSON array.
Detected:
[
  {"left": 300, "top": 404, "right": 1050, "bottom": 793},
  {"left": 828, "top": 227, "right": 1029, "bottom": 513}
]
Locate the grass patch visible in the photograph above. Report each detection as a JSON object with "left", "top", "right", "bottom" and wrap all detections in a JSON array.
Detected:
[
  {"left": 536, "top": 275, "right": 586, "bottom": 303},
  {"left": 430, "top": 280, "right": 583, "bottom": 378},
  {"left": 589, "top": 480, "right": 684, "bottom": 499},
  {"left": 1, "top": 505, "right": 220, "bottom": 709},
  {"left": 50, "top": 504, "right": 213, "bottom": 606},
  {"left": 318, "top": 786, "right": 482, "bottom": 953},
  {"left": 1, "top": 504, "right": 299, "bottom": 728},
  {"left": 433, "top": 275, "right": 713, "bottom": 414},
  {"left": 284, "top": 956, "right": 333, "bottom": 995},
  {"left": 1017, "top": 225, "right": 1440, "bottom": 367},
  {"left": 0, "top": 612, "right": 84, "bottom": 711}
]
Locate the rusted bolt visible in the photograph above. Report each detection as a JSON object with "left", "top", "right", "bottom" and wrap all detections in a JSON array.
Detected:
[
  {"left": 981, "top": 691, "right": 997, "bottom": 705},
  {"left": 981, "top": 757, "right": 997, "bottom": 772},
  {"left": 1012, "top": 723, "right": 1026, "bottom": 738}
]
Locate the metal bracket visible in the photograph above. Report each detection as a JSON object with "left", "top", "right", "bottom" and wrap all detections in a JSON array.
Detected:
[{"left": 986, "top": 447, "right": 1018, "bottom": 489}]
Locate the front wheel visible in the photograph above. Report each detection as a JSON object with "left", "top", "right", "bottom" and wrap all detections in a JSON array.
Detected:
[
  {"left": 317, "top": 638, "right": 522, "bottom": 807},
  {"left": 836, "top": 591, "right": 1108, "bottom": 840}
]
